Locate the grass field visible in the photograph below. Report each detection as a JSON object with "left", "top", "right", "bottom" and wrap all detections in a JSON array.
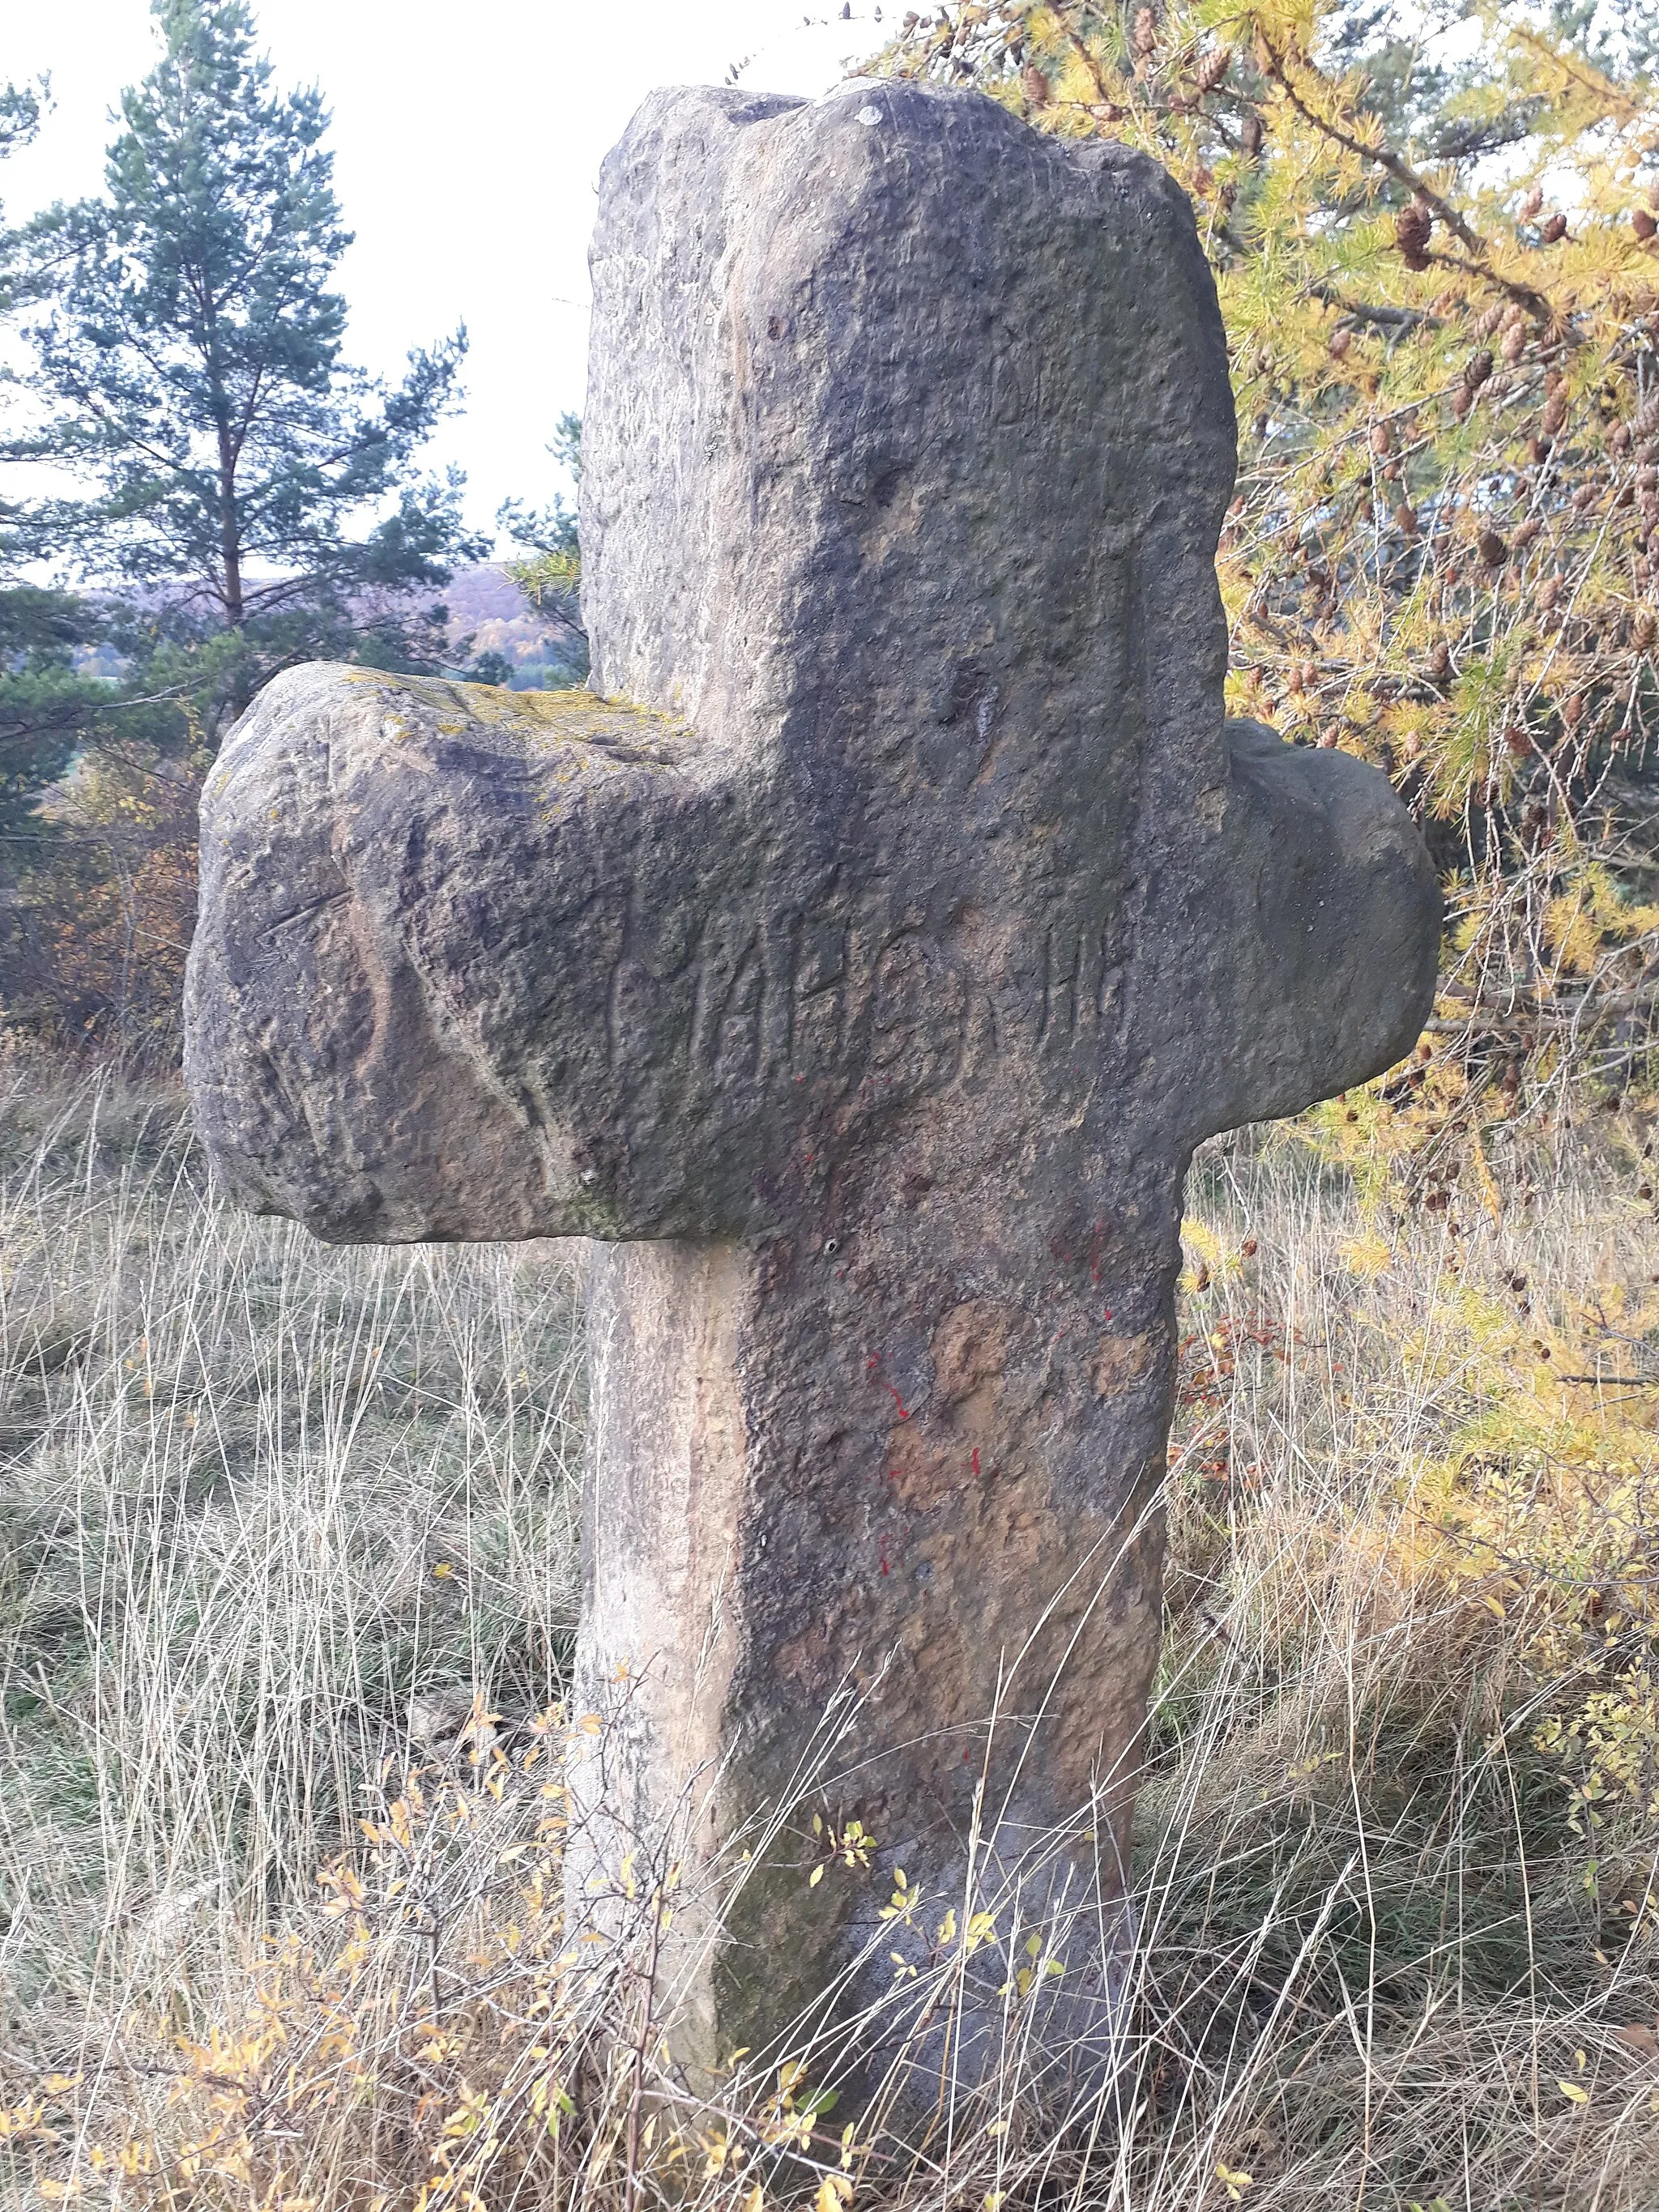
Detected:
[{"left": 0, "top": 1068, "right": 1656, "bottom": 2209}]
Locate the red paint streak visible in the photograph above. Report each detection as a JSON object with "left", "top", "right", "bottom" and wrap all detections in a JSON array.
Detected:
[
  {"left": 970, "top": 1447, "right": 980, "bottom": 1477},
  {"left": 1103, "top": 1306, "right": 1112, "bottom": 1322},
  {"left": 868, "top": 1354, "right": 911, "bottom": 1418}
]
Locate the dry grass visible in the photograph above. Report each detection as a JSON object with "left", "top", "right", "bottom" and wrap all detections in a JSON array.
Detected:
[
  {"left": 0, "top": 1068, "right": 1655, "bottom": 2209},
  {"left": 0, "top": 1068, "right": 583, "bottom": 2040}
]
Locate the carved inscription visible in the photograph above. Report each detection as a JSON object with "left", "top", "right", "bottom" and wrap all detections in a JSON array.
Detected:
[
  {"left": 601, "top": 893, "right": 1125, "bottom": 1112},
  {"left": 869, "top": 932, "right": 966, "bottom": 1093},
  {"left": 792, "top": 915, "right": 848, "bottom": 1074},
  {"left": 1038, "top": 924, "right": 1125, "bottom": 1049}
]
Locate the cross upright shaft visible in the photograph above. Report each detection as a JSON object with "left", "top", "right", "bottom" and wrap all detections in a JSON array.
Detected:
[{"left": 184, "top": 83, "right": 1439, "bottom": 2086}]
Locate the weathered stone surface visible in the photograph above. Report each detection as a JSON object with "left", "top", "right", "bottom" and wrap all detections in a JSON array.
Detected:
[{"left": 185, "top": 80, "right": 1439, "bottom": 2088}]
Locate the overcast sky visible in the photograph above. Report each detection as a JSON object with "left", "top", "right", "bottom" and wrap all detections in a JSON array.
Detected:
[{"left": 2, "top": 1, "right": 890, "bottom": 549}]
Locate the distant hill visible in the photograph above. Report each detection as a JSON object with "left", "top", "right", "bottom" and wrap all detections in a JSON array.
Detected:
[
  {"left": 446, "top": 564, "right": 586, "bottom": 690},
  {"left": 64, "top": 565, "right": 587, "bottom": 693},
  {"left": 441, "top": 565, "right": 543, "bottom": 629}
]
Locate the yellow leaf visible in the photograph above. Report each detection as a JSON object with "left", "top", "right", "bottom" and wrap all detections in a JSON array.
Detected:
[{"left": 1559, "top": 2079, "right": 1590, "bottom": 2104}]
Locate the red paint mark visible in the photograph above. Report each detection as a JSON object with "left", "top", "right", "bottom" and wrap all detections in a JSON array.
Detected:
[
  {"left": 970, "top": 1447, "right": 980, "bottom": 1477},
  {"left": 880, "top": 1541, "right": 891, "bottom": 1576},
  {"left": 868, "top": 1354, "right": 911, "bottom": 1419},
  {"left": 1102, "top": 1306, "right": 1112, "bottom": 1322}
]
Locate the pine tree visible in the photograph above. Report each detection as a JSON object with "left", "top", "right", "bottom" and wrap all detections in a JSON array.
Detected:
[
  {"left": 0, "top": 79, "right": 108, "bottom": 847},
  {"left": 499, "top": 411, "right": 588, "bottom": 686},
  {"left": 0, "top": 7, "right": 485, "bottom": 1060},
  {"left": 6, "top": 0, "right": 484, "bottom": 737}
]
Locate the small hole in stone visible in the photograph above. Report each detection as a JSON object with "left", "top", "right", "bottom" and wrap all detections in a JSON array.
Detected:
[{"left": 823, "top": 1238, "right": 840, "bottom": 1256}]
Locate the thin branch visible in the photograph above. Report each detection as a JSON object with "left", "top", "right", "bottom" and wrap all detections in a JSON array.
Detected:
[
  {"left": 1051, "top": 0, "right": 1114, "bottom": 104},
  {"left": 1256, "top": 29, "right": 1555, "bottom": 323},
  {"left": 1316, "top": 287, "right": 1446, "bottom": 331}
]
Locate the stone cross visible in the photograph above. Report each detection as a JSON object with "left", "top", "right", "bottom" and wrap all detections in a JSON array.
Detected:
[{"left": 184, "top": 83, "right": 1439, "bottom": 2090}]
